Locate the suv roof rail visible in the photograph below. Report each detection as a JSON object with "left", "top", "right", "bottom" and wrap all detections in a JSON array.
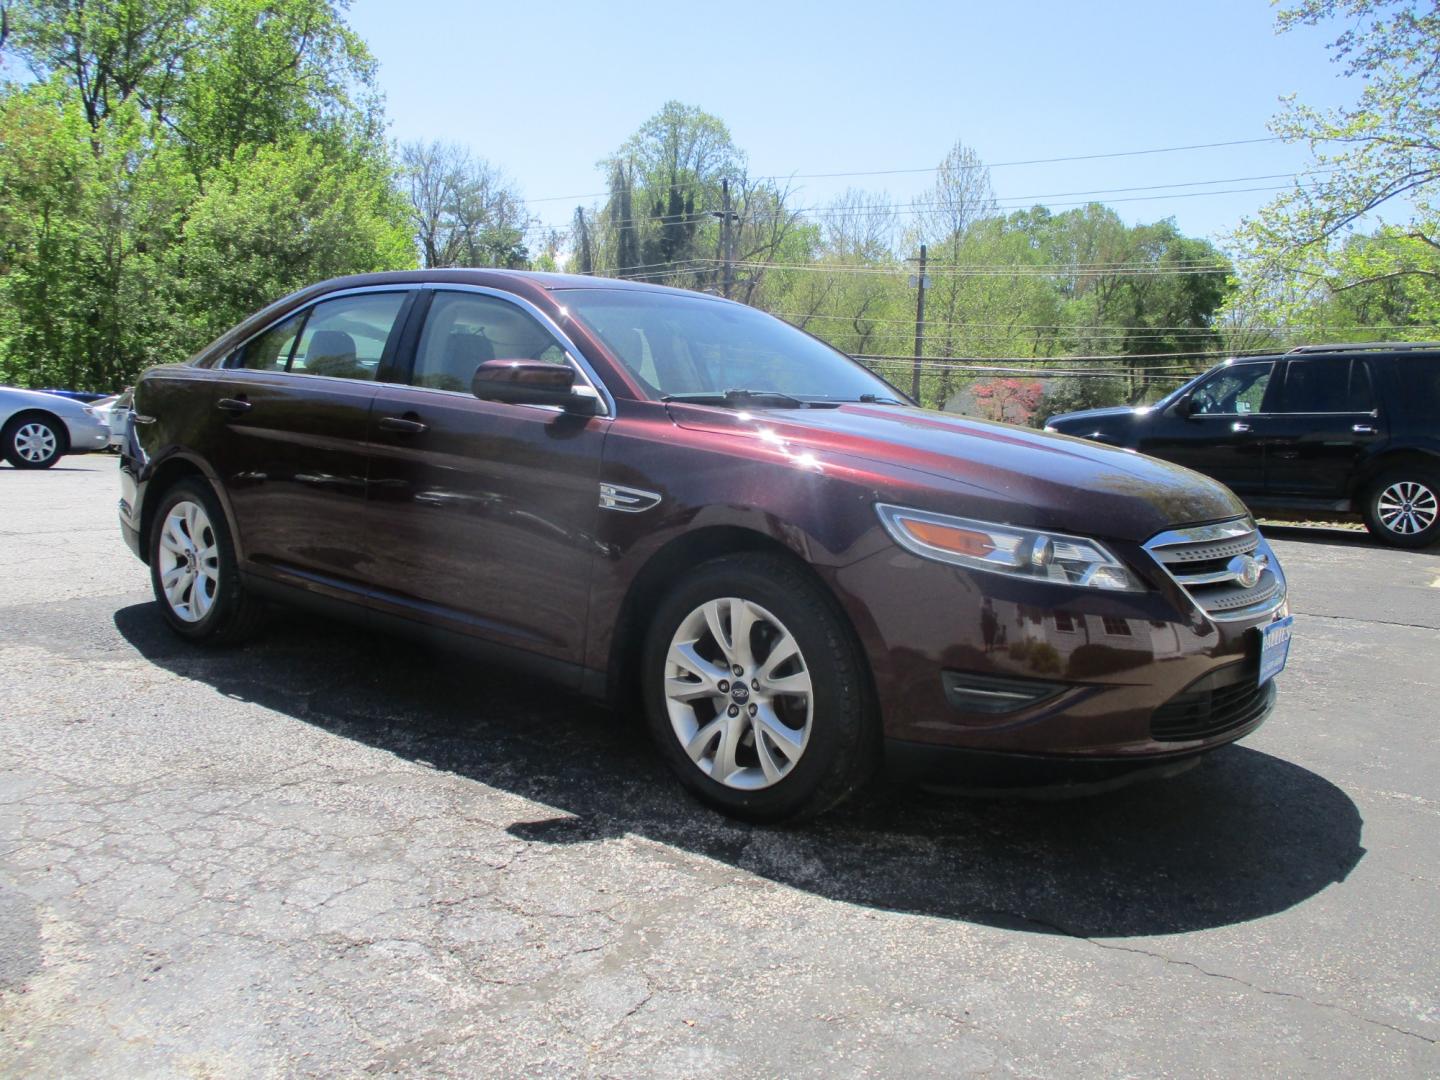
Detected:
[{"left": 1286, "top": 340, "right": 1440, "bottom": 355}]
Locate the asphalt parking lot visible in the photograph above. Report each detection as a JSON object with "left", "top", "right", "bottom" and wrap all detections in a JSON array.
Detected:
[{"left": 2, "top": 455, "right": 1438, "bottom": 1077}]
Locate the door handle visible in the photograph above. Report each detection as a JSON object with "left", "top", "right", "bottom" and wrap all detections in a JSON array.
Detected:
[
  {"left": 1352, "top": 423, "right": 1376, "bottom": 435},
  {"left": 378, "top": 415, "right": 428, "bottom": 435},
  {"left": 1231, "top": 421, "right": 1251, "bottom": 433},
  {"left": 216, "top": 397, "right": 252, "bottom": 415}
]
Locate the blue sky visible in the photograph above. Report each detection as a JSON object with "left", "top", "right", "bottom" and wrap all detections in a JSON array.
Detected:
[{"left": 348, "top": 0, "right": 1357, "bottom": 245}]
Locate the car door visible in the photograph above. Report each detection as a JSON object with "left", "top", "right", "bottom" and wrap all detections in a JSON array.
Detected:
[
  {"left": 1137, "top": 361, "right": 1275, "bottom": 494},
  {"left": 1262, "top": 357, "right": 1385, "bottom": 499},
  {"left": 207, "top": 287, "right": 416, "bottom": 593},
  {"left": 363, "top": 287, "right": 610, "bottom": 667}
]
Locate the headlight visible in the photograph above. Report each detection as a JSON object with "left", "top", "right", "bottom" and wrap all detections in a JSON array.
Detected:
[
  {"left": 1042, "top": 424, "right": 1057, "bottom": 433},
  {"left": 875, "top": 504, "right": 1142, "bottom": 591}
]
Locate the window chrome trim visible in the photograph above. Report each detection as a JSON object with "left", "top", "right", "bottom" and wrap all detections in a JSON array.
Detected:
[
  {"left": 212, "top": 281, "right": 616, "bottom": 416},
  {"left": 416, "top": 283, "right": 615, "bottom": 418}
]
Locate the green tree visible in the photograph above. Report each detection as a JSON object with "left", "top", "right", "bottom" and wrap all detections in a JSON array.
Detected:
[
  {"left": 176, "top": 135, "right": 412, "bottom": 342},
  {"left": 0, "top": 0, "right": 412, "bottom": 390},
  {"left": 401, "top": 140, "right": 530, "bottom": 269},
  {"left": 1234, "top": 0, "right": 1440, "bottom": 325}
]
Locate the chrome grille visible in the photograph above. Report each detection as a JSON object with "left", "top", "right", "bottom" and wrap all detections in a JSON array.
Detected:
[{"left": 1144, "top": 518, "right": 1287, "bottom": 622}]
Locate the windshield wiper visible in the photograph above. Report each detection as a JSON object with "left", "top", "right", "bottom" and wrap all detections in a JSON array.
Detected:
[
  {"left": 855, "top": 393, "right": 910, "bottom": 406},
  {"left": 662, "top": 389, "right": 808, "bottom": 409}
]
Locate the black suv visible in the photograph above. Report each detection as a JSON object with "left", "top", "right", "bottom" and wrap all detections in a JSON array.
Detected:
[{"left": 1046, "top": 342, "right": 1440, "bottom": 548}]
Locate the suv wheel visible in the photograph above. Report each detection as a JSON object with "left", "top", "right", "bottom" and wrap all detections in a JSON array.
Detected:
[
  {"left": 2, "top": 414, "right": 64, "bottom": 469},
  {"left": 1362, "top": 468, "right": 1440, "bottom": 548},
  {"left": 148, "top": 479, "right": 264, "bottom": 642},
  {"left": 642, "top": 553, "right": 877, "bottom": 822}
]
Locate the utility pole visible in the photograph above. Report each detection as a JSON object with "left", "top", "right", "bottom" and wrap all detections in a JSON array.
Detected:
[
  {"left": 720, "top": 178, "right": 736, "bottom": 300},
  {"left": 910, "top": 244, "right": 928, "bottom": 403}
]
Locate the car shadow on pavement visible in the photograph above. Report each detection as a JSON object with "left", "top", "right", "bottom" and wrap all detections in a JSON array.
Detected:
[{"left": 114, "top": 602, "right": 1366, "bottom": 940}]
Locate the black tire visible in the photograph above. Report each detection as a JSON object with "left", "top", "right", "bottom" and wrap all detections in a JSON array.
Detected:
[
  {"left": 2, "top": 412, "right": 65, "bottom": 469},
  {"left": 148, "top": 478, "right": 265, "bottom": 644},
  {"left": 1361, "top": 467, "right": 1440, "bottom": 549},
  {"left": 641, "top": 552, "right": 878, "bottom": 823}
]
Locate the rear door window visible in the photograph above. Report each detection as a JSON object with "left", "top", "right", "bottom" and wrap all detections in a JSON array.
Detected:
[
  {"left": 1277, "top": 358, "right": 1375, "bottom": 413},
  {"left": 290, "top": 292, "right": 410, "bottom": 381}
]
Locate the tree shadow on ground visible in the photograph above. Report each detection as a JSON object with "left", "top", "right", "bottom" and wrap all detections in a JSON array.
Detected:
[{"left": 114, "top": 602, "right": 1365, "bottom": 939}]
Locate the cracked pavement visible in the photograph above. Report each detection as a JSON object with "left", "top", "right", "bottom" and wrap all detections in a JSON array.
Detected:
[{"left": 2, "top": 456, "right": 1437, "bottom": 1076}]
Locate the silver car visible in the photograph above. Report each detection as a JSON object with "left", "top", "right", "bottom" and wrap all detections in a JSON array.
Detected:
[{"left": 1, "top": 386, "right": 111, "bottom": 469}]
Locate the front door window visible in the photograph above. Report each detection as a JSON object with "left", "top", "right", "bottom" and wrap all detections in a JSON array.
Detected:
[{"left": 1189, "top": 364, "right": 1273, "bottom": 415}]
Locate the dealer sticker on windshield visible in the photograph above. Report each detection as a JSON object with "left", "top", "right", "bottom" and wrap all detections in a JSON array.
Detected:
[{"left": 1258, "top": 615, "right": 1294, "bottom": 686}]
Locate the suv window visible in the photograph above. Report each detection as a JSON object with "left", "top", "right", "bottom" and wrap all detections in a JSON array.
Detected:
[
  {"left": 413, "top": 292, "right": 567, "bottom": 393},
  {"left": 237, "top": 311, "right": 305, "bottom": 371},
  {"left": 1278, "top": 358, "right": 1376, "bottom": 413},
  {"left": 290, "top": 292, "right": 409, "bottom": 381},
  {"left": 1189, "top": 363, "right": 1273, "bottom": 415}
]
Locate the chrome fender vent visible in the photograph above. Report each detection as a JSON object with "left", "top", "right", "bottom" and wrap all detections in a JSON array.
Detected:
[{"left": 599, "top": 483, "right": 662, "bottom": 513}]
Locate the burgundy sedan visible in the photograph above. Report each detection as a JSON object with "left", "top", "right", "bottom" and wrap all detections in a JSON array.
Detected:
[{"left": 119, "top": 270, "right": 1292, "bottom": 821}]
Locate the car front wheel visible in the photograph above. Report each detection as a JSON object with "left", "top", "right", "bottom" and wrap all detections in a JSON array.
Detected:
[
  {"left": 1363, "top": 468, "right": 1440, "bottom": 548},
  {"left": 642, "top": 553, "right": 877, "bottom": 822},
  {"left": 148, "top": 479, "right": 264, "bottom": 643},
  {"left": 2, "top": 414, "right": 64, "bottom": 469}
]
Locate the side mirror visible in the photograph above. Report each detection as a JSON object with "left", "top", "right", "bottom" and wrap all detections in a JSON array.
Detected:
[
  {"left": 1172, "top": 395, "right": 1196, "bottom": 419},
  {"left": 472, "top": 360, "right": 599, "bottom": 415}
]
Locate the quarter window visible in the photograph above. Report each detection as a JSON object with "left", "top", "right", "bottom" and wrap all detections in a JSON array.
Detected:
[
  {"left": 1396, "top": 357, "right": 1440, "bottom": 418},
  {"left": 1277, "top": 358, "right": 1376, "bottom": 413},
  {"left": 412, "top": 292, "right": 568, "bottom": 393},
  {"left": 1189, "top": 364, "right": 1273, "bottom": 416},
  {"left": 289, "top": 292, "right": 409, "bottom": 381},
  {"left": 236, "top": 311, "right": 304, "bottom": 371}
]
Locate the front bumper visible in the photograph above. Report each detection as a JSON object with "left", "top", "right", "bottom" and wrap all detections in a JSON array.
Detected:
[{"left": 830, "top": 538, "right": 1286, "bottom": 768}]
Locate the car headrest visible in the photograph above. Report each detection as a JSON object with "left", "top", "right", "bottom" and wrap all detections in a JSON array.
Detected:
[
  {"left": 444, "top": 331, "right": 494, "bottom": 375},
  {"left": 306, "top": 330, "right": 360, "bottom": 377}
]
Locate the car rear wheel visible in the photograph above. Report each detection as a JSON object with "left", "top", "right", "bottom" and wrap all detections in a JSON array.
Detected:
[
  {"left": 1362, "top": 468, "right": 1440, "bottom": 548},
  {"left": 148, "top": 479, "right": 264, "bottom": 643},
  {"left": 2, "top": 414, "right": 64, "bottom": 469},
  {"left": 642, "top": 553, "right": 877, "bottom": 822}
]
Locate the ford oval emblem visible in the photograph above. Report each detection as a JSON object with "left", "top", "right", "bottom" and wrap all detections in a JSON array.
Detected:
[{"left": 1229, "top": 554, "right": 1264, "bottom": 589}]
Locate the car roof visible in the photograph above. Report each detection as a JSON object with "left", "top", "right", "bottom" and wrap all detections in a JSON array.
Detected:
[
  {"left": 307, "top": 268, "right": 730, "bottom": 300},
  {"left": 1230, "top": 344, "right": 1440, "bottom": 365}
]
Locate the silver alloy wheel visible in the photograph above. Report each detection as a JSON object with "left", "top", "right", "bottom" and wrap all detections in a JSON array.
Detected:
[
  {"left": 157, "top": 500, "right": 221, "bottom": 623},
  {"left": 14, "top": 422, "right": 58, "bottom": 463},
  {"left": 663, "top": 597, "right": 813, "bottom": 790},
  {"left": 1377, "top": 480, "right": 1439, "bottom": 536}
]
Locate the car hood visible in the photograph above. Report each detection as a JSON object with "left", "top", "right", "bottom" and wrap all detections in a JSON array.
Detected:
[
  {"left": 666, "top": 402, "right": 1245, "bottom": 543},
  {"left": 1046, "top": 405, "right": 1144, "bottom": 428}
]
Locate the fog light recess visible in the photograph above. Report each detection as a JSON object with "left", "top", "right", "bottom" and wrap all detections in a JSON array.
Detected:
[{"left": 941, "top": 671, "right": 1068, "bottom": 715}]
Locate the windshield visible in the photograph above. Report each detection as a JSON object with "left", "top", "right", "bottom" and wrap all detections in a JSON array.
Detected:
[{"left": 557, "top": 289, "right": 904, "bottom": 403}]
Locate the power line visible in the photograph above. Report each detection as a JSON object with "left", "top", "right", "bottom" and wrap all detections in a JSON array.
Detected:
[
  {"left": 522, "top": 136, "right": 1298, "bottom": 205},
  {"left": 729, "top": 259, "right": 1235, "bottom": 277},
  {"left": 518, "top": 177, "right": 1326, "bottom": 237},
  {"left": 768, "top": 311, "right": 1437, "bottom": 333}
]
